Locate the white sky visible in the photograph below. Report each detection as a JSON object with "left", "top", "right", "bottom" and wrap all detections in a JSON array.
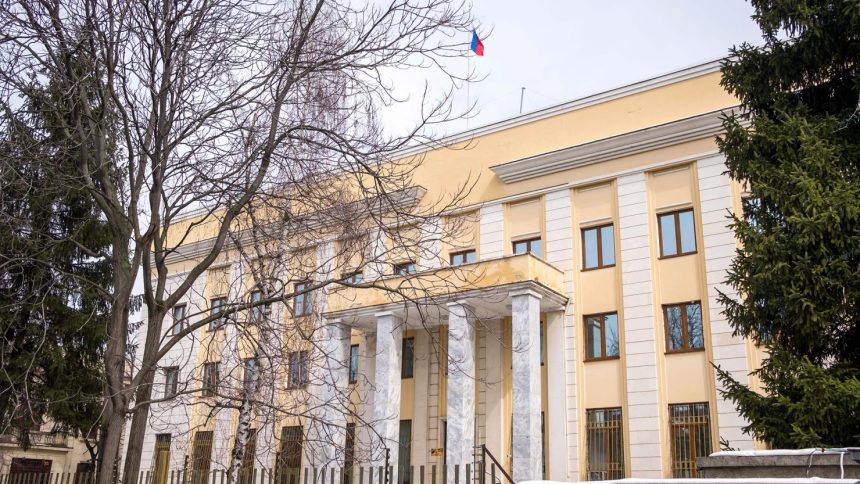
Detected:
[{"left": 383, "top": 0, "right": 764, "bottom": 136}]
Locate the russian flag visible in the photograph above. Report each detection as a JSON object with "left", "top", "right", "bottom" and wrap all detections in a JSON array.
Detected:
[{"left": 470, "top": 30, "right": 484, "bottom": 56}]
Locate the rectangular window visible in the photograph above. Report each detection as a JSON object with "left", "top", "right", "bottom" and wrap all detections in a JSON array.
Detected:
[
  {"left": 401, "top": 337, "right": 415, "bottom": 379},
  {"left": 393, "top": 261, "right": 416, "bottom": 276},
  {"left": 190, "top": 431, "right": 213, "bottom": 484},
  {"left": 449, "top": 250, "right": 477, "bottom": 266},
  {"left": 152, "top": 434, "right": 171, "bottom": 484},
  {"left": 540, "top": 321, "right": 545, "bottom": 366},
  {"left": 294, "top": 282, "right": 313, "bottom": 317},
  {"left": 669, "top": 402, "right": 712, "bottom": 478},
  {"left": 582, "top": 224, "right": 615, "bottom": 270},
  {"left": 586, "top": 408, "right": 625, "bottom": 480},
  {"left": 398, "top": 420, "right": 412, "bottom": 484},
  {"left": 349, "top": 344, "right": 359, "bottom": 384},
  {"left": 512, "top": 237, "right": 542, "bottom": 257},
  {"left": 276, "top": 426, "right": 303, "bottom": 484},
  {"left": 663, "top": 302, "right": 704, "bottom": 352},
  {"left": 163, "top": 367, "right": 179, "bottom": 398},
  {"left": 658, "top": 209, "right": 697, "bottom": 257},
  {"left": 343, "top": 423, "right": 356, "bottom": 484},
  {"left": 243, "top": 358, "right": 258, "bottom": 391},
  {"left": 249, "top": 290, "right": 270, "bottom": 324},
  {"left": 240, "top": 428, "right": 257, "bottom": 484},
  {"left": 210, "top": 297, "right": 227, "bottom": 330},
  {"left": 170, "top": 304, "right": 187, "bottom": 336},
  {"left": 202, "top": 362, "right": 220, "bottom": 397},
  {"left": 585, "top": 313, "right": 620, "bottom": 360},
  {"left": 340, "top": 271, "right": 364, "bottom": 284},
  {"left": 287, "top": 351, "right": 308, "bottom": 388}
]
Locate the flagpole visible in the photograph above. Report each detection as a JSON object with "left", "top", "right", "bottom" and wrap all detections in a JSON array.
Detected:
[{"left": 466, "top": 50, "right": 471, "bottom": 130}]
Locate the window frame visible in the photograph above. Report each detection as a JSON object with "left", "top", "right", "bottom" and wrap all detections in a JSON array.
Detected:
[
  {"left": 393, "top": 261, "right": 417, "bottom": 276},
  {"left": 657, "top": 208, "right": 697, "bottom": 259},
  {"left": 512, "top": 237, "right": 542, "bottom": 257},
  {"left": 449, "top": 249, "right": 477, "bottom": 266},
  {"left": 163, "top": 367, "right": 179, "bottom": 398},
  {"left": 668, "top": 402, "right": 712, "bottom": 478},
  {"left": 340, "top": 271, "right": 364, "bottom": 285},
  {"left": 248, "top": 290, "right": 271, "bottom": 324},
  {"left": 348, "top": 344, "right": 360, "bottom": 384},
  {"left": 209, "top": 297, "right": 228, "bottom": 330},
  {"left": 170, "top": 304, "right": 187, "bottom": 336},
  {"left": 581, "top": 223, "right": 616, "bottom": 271},
  {"left": 662, "top": 301, "right": 704, "bottom": 353},
  {"left": 585, "top": 407, "right": 625, "bottom": 480},
  {"left": 202, "top": 361, "right": 220, "bottom": 397},
  {"left": 293, "top": 282, "right": 313, "bottom": 318},
  {"left": 286, "top": 351, "right": 309, "bottom": 389},
  {"left": 584, "top": 312, "right": 621, "bottom": 361},
  {"left": 401, "top": 337, "right": 415, "bottom": 379}
]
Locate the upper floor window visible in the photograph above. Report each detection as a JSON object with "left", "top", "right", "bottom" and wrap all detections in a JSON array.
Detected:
[
  {"left": 341, "top": 271, "right": 364, "bottom": 284},
  {"left": 349, "top": 344, "right": 360, "bottom": 384},
  {"left": 512, "top": 237, "right": 542, "bottom": 257},
  {"left": 294, "top": 282, "right": 313, "bottom": 317},
  {"left": 287, "top": 351, "right": 309, "bottom": 388},
  {"left": 658, "top": 209, "right": 696, "bottom": 258},
  {"left": 163, "top": 367, "right": 179, "bottom": 398},
  {"left": 582, "top": 224, "right": 615, "bottom": 270},
  {"left": 401, "top": 337, "right": 415, "bottom": 379},
  {"left": 243, "top": 358, "right": 258, "bottom": 390},
  {"left": 393, "top": 261, "right": 416, "bottom": 276},
  {"left": 663, "top": 301, "right": 704, "bottom": 352},
  {"left": 202, "top": 361, "right": 220, "bottom": 397},
  {"left": 249, "top": 290, "right": 270, "bottom": 324},
  {"left": 170, "top": 304, "right": 187, "bottom": 336},
  {"left": 449, "top": 250, "right": 476, "bottom": 266},
  {"left": 585, "top": 312, "right": 620, "bottom": 360},
  {"left": 209, "top": 297, "right": 227, "bottom": 330}
]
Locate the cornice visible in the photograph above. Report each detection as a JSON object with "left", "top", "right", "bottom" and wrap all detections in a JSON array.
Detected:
[{"left": 490, "top": 107, "right": 738, "bottom": 184}]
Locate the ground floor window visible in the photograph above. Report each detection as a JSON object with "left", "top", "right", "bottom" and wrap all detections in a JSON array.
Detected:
[
  {"left": 398, "top": 420, "right": 412, "bottom": 484},
  {"left": 190, "top": 431, "right": 213, "bottom": 484},
  {"left": 276, "top": 426, "right": 304, "bottom": 484},
  {"left": 239, "top": 428, "right": 257, "bottom": 484},
  {"left": 669, "top": 402, "right": 712, "bottom": 478},
  {"left": 343, "top": 423, "right": 356, "bottom": 484},
  {"left": 585, "top": 407, "right": 624, "bottom": 480},
  {"left": 152, "top": 434, "right": 171, "bottom": 484}
]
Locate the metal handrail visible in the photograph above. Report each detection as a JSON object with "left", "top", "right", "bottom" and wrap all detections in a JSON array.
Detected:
[{"left": 479, "top": 445, "right": 514, "bottom": 484}]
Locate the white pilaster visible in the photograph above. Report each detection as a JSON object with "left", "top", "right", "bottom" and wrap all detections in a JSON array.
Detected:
[
  {"left": 445, "top": 301, "right": 476, "bottom": 480},
  {"left": 618, "top": 172, "right": 663, "bottom": 478},
  {"left": 697, "top": 155, "right": 754, "bottom": 450},
  {"left": 372, "top": 312, "right": 404, "bottom": 472},
  {"left": 412, "top": 330, "right": 431, "bottom": 466},
  {"left": 511, "top": 290, "right": 543, "bottom": 482},
  {"left": 479, "top": 203, "right": 505, "bottom": 258},
  {"left": 543, "top": 188, "right": 576, "bottom": 479},
  {"left": 482, "top": 320, "right": 505, "bottom": 462},
  {"left": 358, "top": 331, "right": 378, "bottom": 463},
  {"left": 305, "top": 321, "right": 351, "bottom": 466}
]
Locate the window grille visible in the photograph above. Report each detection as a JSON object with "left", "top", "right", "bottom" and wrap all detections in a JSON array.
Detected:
[
  {"left": 669, "top": 402, "right": 712, "bottom": 478},
  {"left": 585, "top": 408, "right": 624, "bottom": 480}
]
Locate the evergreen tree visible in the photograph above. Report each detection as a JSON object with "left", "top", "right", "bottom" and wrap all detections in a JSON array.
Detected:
[
  {"left": 0, "top": 75, "right": 112, "bottom": 451},
  {"left": 716, "top": 0, "right": 860, "bottom": 447}
]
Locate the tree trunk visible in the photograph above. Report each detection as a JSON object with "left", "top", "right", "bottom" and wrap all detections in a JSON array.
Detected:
[
  {"left": 226, "top": 358, "right": 261, "bottom": 484},
  {"left": 121, "top": 371, "right": 157, "bottom": 484}
]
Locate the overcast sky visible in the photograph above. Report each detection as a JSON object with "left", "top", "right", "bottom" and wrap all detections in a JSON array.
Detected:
[{"left": 385, "top": 0, "right": 764, "bottom": 136}]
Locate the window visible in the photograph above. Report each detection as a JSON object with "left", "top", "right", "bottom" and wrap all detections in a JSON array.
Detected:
[
  {"left": 202, "top": 362, "right": 220, "bottom": 397},
  {"left": 276, "top": 426, "right": 303, "bottom": 484},
  {"left": 163, "top": 367, "right": 179, "bottom": 398},
  {"left": 663, "top": 302, "right": 704, "bottom": 353},
  {"left": 586, "top": 408, "right": 625, "bottom": 480},
  {"left": 287, "top": 351, "right": 308, "bottom": 388},
  {"left": 340, "top": 271, "right": 364, "bottom": 284},
  {"left": 512, "top": 237, "right": 542, "bottom": 257},
  {"left": 170, "top": 304, "right": 187, "bottom": 336},
  {"left": 669, "top": 402, "right": 712, "bottom": 478},
  {"left": 585, "top": 313, "right": 620, "bottom": 360},
  {"left": 398, "top": 420, "right": 412, "bottom": 484},
  {"left": 449, "top": 250, "right": 476, "bottom": 266},
  {"left": 582, "top": 224, "right": 615, "bottom": 270},
  {"left": 240, "top": 429, "right": 257, "bottom": 484},
  {"left": 190, "top": 431, "right": 213, "bottom": 484},
  {"left": 243, "top": 358, "right": 258, "bottom": 391},
  {"left": 393, "top": 261, "right": 416, "bottom": 276},
  {"left": 343, "top": 423, "right": 356, "bottom": 484},
  {"left": 658, "top": 209, "right": 696, "bottom": 257},
  {"left": 249, "top": 290, "right": 270, "bottom": 323},
  {"left": 349, "top": 345, "right": 359, "bottom": 384},
  {"left": 209, "top": 297, "right": 227, "bottom": 330},
  {"left": 539, "top": 321, "right": 545, "bottom": 365},
  {"left": 152, "top": 434, "right": 171, "bottom": 484},
  {"left": 293, "top": 282, "right": 313, "bottom": 317},
  {"left": 541, "top": 412, "right": 546, "bottom": 479},
  {"left": 401, "top": 337, "right": 414, "bottom": 379}
]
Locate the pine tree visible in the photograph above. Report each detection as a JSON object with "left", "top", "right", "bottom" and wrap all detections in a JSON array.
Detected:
[
  {"left": 716, "top": 0, "right": 860, "bottom": 447},
  {"left": 0, "top": 75, "right": 112, "bottom": 451}
]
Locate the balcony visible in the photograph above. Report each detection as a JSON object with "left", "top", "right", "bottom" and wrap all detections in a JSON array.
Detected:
[{"left": 0, "top": 431, "right": 69, "bottom": 448}]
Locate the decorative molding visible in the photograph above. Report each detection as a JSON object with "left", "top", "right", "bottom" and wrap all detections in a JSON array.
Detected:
[{"left": 490, "top": 108, "right": 738, "bottom": 184}]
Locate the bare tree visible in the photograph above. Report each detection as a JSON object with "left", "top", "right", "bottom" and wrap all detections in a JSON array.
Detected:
[{"left": 0, "top": 0, "right": 480, "bottom": 483}]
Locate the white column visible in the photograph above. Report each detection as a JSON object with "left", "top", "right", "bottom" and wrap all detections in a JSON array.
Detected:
[
  {"left": 482, "top": 320, "right": 505, "bottom": 462},
  {"left": 511, "top": 289, "right": 542, "bottom": 482},
  {"left": 411, "top": 330, "right": 431, "bottom": 466},
  {"left": 544, "top": 188, "right": 576, "bottom": 479},
  {"left": 446, "top": 301, "right": 476, "bottom": 480},
  {"left": 479, "top": 203, "right": 505, "bottom": 258},
  {"left": 358, "top": 331, "right": 378, "bottom": 463},
  {"left": 618, "top": 172, "right": 663, "bottom": 478},
  {"left": 373, "top": 312, "right": 404, "bottom": 473},
  {"left": 697, "top": 155, "right": 754, "bottom": 450},
  {"left": 305, "top": 321, "right": 351, "bottom": 467}
]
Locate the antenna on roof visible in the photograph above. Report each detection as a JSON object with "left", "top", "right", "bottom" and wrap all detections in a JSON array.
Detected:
[{"left": 519, "top": 87, "right": 525, "bottom": 114}]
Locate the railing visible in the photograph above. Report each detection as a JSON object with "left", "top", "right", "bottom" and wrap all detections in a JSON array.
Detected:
[
  {"left": 0, "top": 431, "right": 69, "bottom": 447},
  {"left": 0, "top": 472, "right": 93, "bottom": 484},
  {"left": 477, "top": 445, "right": 514, "bottom": 484}
]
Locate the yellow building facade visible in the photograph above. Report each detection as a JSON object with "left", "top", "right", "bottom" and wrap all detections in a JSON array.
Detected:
[{"left": 129, "top": 60, "right": 764, "bottom": 482}]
